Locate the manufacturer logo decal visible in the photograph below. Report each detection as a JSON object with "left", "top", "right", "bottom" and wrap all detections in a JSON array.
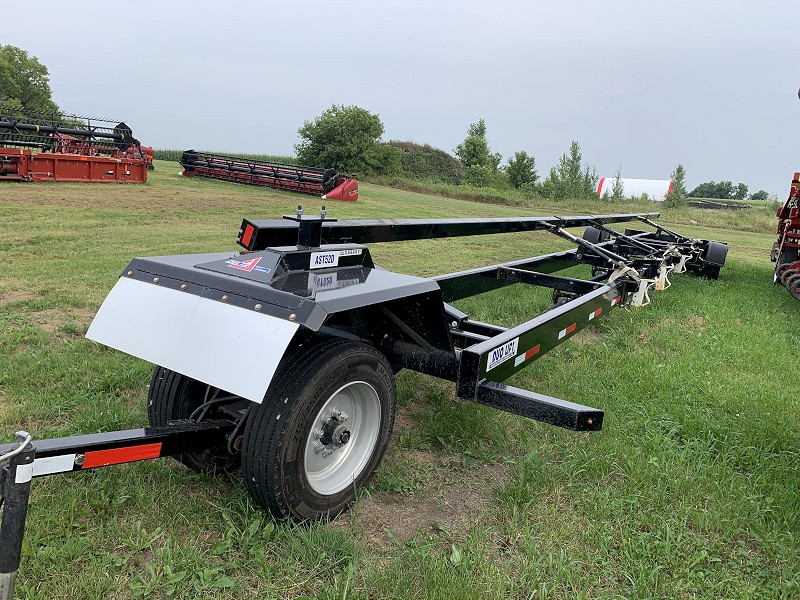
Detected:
[
  {"left": 486, "top": 337, "right": 519, "bottom": 371},
  {"left": 225, "top": 257, "right": 271, "bottom": 273}
]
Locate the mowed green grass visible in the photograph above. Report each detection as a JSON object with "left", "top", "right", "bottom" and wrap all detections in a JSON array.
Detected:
[{"left": 0, "top": 162, "right": 797, "bottom": 599}]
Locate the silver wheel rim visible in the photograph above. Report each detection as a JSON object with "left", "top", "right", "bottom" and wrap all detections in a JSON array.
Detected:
[{"left": 303, "top": 381, "right": 381, "bottom": 495}]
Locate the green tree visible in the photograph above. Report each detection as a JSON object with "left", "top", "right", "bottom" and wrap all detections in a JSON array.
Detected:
[
  {"left": 733, "top": 182, "right": 748, "bottom": 200},
  {"left": 665, "top": 163, "right": 688, "bottom": 207},
  {"left": 0, "top": 45, "right": 59, "bottom": 114},
  {"left": 611, "top": 166, "right": 625, "bottom": 202},
  {"left": 750, "top": 189, "right": 769, "bottom": 201},
  {"left": 455, "top": 118, "right": 501, "bottom": 171},
  {"left": 295, "top": 105, "right": 396, "bottom": 175},
  {"left": 545, "top": 140, "right": 597, "bottom": 200},
  {"left": 506, "top": 150, "right": 537, "bottom": 188}
]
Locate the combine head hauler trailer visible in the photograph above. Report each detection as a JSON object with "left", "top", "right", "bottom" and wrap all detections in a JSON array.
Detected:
[
  {"left": 0, "top": 209, "right": 727, "bottom": 598},
  {"left": 180, "top": 150, "right": 359, "bottom": 201},
  {"left": 0, "top": 109, "right": 152, "bottom": 183},
  {"left": 771, "top": 172, "right": 800, "bottom": 300}
]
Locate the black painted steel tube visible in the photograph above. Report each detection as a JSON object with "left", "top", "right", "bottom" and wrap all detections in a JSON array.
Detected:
[{"left": 0, "top": 443, "right": 35, "bottom": 600}]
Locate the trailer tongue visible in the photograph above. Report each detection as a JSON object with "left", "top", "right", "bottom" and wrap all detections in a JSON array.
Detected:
[{"left": 0, "top": 209, "right": 727, "bottom": 599}]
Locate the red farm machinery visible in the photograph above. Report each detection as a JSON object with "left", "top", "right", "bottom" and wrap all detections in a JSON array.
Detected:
[
  {"left": 0, "top": 109, "right": 152, "bottom": 184},
  {"left": 180, "top": 150, "right": 359, "bottom": 201},
  {"left": 771, "top": 172, "right": 800, "bottom": 299}
]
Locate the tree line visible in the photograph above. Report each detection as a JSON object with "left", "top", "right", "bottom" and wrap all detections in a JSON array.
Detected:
[
  {"left": 0, "top": 43, "right": 774, "bottom": 204},
  {"left": 688, "top": 180, "right": 769, "bottom": 201}
]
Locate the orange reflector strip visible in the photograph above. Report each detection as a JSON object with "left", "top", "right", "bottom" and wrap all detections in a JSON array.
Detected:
[
  {"left": 524, "top": 344, "right": 541, "bottom": 360},
  {"left": 81, "top": 443, "right": 162, "bottom": 469},
  {"left": 565, "top": 323, "right": 577, "bottom": 335}
]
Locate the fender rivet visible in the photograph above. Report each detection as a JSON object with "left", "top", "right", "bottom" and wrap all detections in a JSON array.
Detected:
[
  {"left": 254, "top": 304, "right": 262, "bottom": 311},
  {"left": 289, "top": 313, "right": 297, "bottom": 321},
  {"left": 153, "top": 277, "right": 160, "bottom": 284},
  {"left": 180, "top": 284, "right": 187, "bottom": 291},
  {"left": 221, "top": 295, "right": 229, "bottom": 302},
  {"left": 126, "top": 271, "right": 133, "bottom": 277}
]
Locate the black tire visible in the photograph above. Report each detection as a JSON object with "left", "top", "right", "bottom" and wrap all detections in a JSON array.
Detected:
[
  {"left": 701, "top": 241, "right": 727, "bottom": 280},
  {"left": 779, "top": 267, "right": 798, "bottom": 287},
  {"left": 242, "top": 339, "right": 396, "bottom": 520},
  {"left": 583, "top": 226, "right": 610, "bottom": 245},
  {"left": 785, "top": 273, "right": 800, "bottom": 294},
  {"left": 148, "top": 366, "right": 240, "bottom": 473},
  {"left": 790, "top": 277, "right": 800, "bottom": 301}
]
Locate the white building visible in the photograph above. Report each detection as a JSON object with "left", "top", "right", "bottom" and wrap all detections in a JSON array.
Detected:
[{"left": 596, "top": 178, "right": 673, "bottom": 201}]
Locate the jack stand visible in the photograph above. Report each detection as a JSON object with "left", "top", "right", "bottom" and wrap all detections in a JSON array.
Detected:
[
  {"left": 673, "top": 254, "right": 689, "bottom": 274},
  {"left": 0, "top": 432, "right": 35, "bottom": 600},
  {"left": 655, "top": 264, "right": 673, "bottom": 291},
  {"left": 631, "top": 278, "right": 656, "bottom": 307}
]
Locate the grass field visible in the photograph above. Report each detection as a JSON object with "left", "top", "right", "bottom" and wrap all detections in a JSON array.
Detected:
[{"left": 0, "top": 161, "right": 797, "bottom": 599}]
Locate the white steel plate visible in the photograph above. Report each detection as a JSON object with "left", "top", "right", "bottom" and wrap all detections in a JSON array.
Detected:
[
  {"left": 32, "top": 454, "right": 76, "bottom": 477},
  {"left": 86, "top": 277, "right": 299, "bottom": 403}
]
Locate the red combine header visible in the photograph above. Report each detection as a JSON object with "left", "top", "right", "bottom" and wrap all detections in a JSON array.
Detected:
[
  {"left": 771, "top": 172, "right": 800, "bottom": 299},
  {"left": 180, "top": 150, "right": 359, "bottom": 201},
  {"left": 0, "top": 109, "right": 152, "bottom": 183}
]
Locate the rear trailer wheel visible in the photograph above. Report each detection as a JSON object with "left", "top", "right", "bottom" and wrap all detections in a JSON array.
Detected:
[
  {"left": 583, "top": 226, "right": 610, "bottom": 245},
  {"left": 148, "top": 366, "right": 240, "bottom": 473},
  {"left": 701, "top": 241, "right": 727, "bottom": 280},
  {"left": 242, "top": 340, "right": 396, "bottom": 520}
]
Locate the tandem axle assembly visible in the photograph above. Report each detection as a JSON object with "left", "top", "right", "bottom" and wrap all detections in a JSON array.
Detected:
[{"left": 0, "top": 209, "right": 727, "bottom": 598}]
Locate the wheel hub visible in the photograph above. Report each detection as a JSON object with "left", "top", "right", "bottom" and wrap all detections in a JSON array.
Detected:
[
  {"left": 303, "top": 382, "right": 381, "bottom": 496},
  {"left": 320, "top": 416, "right": 351, "bottom": 447}
]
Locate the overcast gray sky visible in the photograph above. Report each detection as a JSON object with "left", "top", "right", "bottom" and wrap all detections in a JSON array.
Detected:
[{"left": 4, "top": 0, "right": 799, "bottom": 195}]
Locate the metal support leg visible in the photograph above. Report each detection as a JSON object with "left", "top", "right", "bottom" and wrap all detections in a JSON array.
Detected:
[{"left": 0, "top": 433, "right": 35, "bottom": 600}]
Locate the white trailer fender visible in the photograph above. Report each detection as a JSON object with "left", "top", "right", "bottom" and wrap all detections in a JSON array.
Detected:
[{"left": 86, "top": 277, "right": 299, "bottom": 403}]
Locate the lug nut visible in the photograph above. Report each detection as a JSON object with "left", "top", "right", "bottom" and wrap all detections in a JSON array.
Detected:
[
  {"left": 312, "top": 428, "right": 324, "bottom": 439},
  {"left": 322, "top": 448, "right": 333, "bottom": 457},
  {"left": 314, "top": 442, "right": 325, "bottom": 454},
  {"left": 339, "top": 411, "right": 350, "bottom": 422}
]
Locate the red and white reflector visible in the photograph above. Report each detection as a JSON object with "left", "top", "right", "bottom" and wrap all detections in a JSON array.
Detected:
[
  {"left": 589, "top": 307, "right": 602, "bottom": 320},
  {"left": 514, "top": 344, "right": 541, "bottom": 367},
  {"left": 558, "top": 323, "right": 577, "bottom": 340},
  {"left": 611, "top": 295, "right": 622, "bottom": 306}
]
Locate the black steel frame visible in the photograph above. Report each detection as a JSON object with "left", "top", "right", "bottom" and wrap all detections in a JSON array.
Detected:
[{"left": 0, "top": 209, "right": 727, "bottom": 599}]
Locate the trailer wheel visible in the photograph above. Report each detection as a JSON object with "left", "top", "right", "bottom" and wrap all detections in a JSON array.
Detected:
[
  {"left": 700, "top": 241, "right": 727, "bottom": 280},
  {"left": 583, "top": 226, "right": 610, "bottom": 245},
  {"left": 148, "top": 367, "right": 240, "bottom": 473},
  {"left": 242, "top": 339, "right": 396, "bottom": 520}
]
